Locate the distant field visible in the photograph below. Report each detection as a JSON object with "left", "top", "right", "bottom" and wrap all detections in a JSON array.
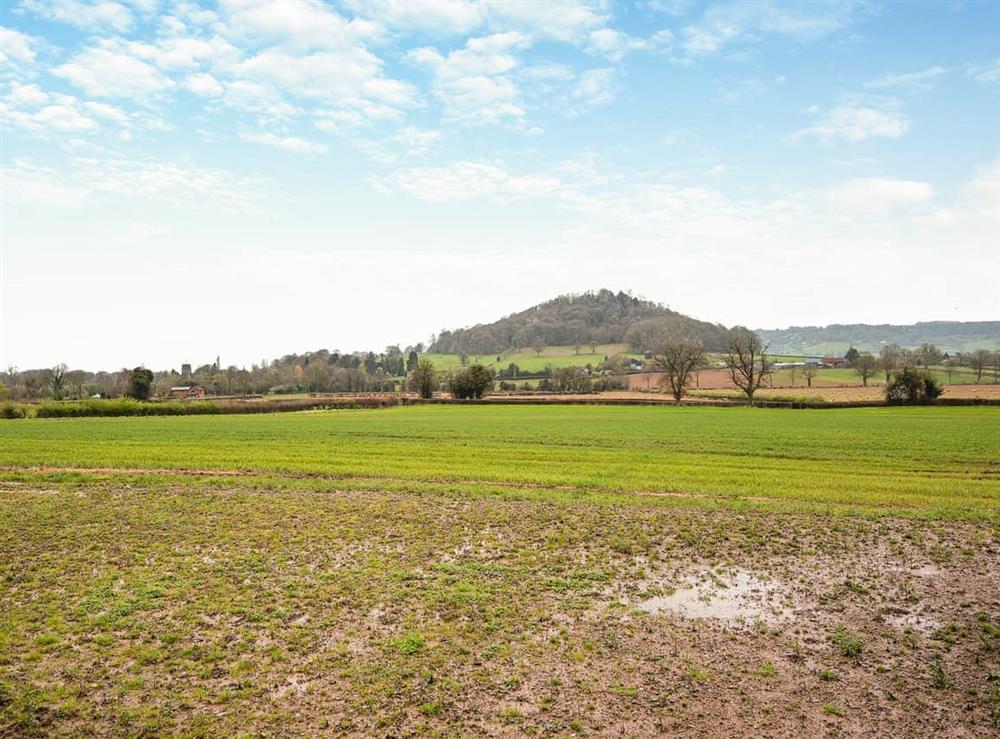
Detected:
[
  {"left": 2, "top": 405, "right": 997, "bottom": 518},
  {"left": 422, "top": 344, "right": 635, "bottom": 373},
  {"left": 2, "top": 406, "right": 998, "bottom": 736}
]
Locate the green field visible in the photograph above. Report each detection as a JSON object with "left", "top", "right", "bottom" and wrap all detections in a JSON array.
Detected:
[
  {"left": 421, "top": 344, "right": 636, "bottom": 373},
  {"left": 1, "top": 405, "right": 998, "bottom": 517},
  {"left": 2, "top": 406, "right": 998, "bottom": 735}
]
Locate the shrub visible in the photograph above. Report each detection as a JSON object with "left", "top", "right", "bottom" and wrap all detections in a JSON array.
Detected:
[
  {"left": 886, "top": 367, "right": 942, "bottom": 404},
  {"left": 449, "top": 364, "right": 493, "bottom": 399},
  {"left": 33, "top": 399, "right": 220, "bottom": 418},
  {"left": 0, "top": 404, "right": 26, "bottom": 419}
]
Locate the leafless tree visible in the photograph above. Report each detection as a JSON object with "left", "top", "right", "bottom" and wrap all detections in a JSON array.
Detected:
[
  {"left": 654, "top": 339, "right": 706, "bottom": 403},
  {"left": 531, "top": 338, "right": 545, "bottom": 357},
  {"left": 879, "top": 344, "right": 901, "bottom": 382},
  {"left": 802, "top": 363, "right": 817, "bottom": 388},
  {"left": 725, "top": 330, "right": 772, "bottom": 403},
  {"left": 967, "top": 349, "right": 991, "bottom": 383},
  {"left": 852, "top": 352, "right": 878, "bottom": 387},
  {"left": 48, "top": 363, "right": 68, "bottom": 400}
]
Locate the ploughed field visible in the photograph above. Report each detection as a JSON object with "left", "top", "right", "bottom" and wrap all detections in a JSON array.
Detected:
[{"left": 1, "top": 406, "right": 998, "bottom": 736}]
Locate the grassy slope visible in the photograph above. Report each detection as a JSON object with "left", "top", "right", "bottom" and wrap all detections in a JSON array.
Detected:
[
  {"left": 421, "top": 344, "right": 635, "bottom": 373},
  {"left": 1, "top": 405, "right": 998, "bottom": 519}
]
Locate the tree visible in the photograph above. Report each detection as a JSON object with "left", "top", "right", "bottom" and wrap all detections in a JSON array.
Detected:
[
  {"left": 448, "top": 364, "right": 493, "bottom": 399},
  {"left": 48, "top": 363, "right": 68, "bottom": 400},
  {"left": 302, "top": 362, "right": 331, "bottom": 392},
  {"left": 802, "top": 363, "right": 817, "bottom": 388},
  {"left": 851, "top": 352, "right": 878, "bottom": 387},
  {"left": 916, "top": 343, "right": 942, "bottom": 369},
  {"left": 531, "top": 338, "right": 545, "bottom": 357},
  {"left": 967, "top": 349, "right": 991, "bottom": 383},
  {"left": 654, "top": 339, "right": 706, "bottom": 403},
  {"left": 408, "top": 358, "right": 438, "bottom": 399},
  {"left": 886, "top": 368, "right": 942, "bottom": 404},
  {"left": 405, "top": 351, "right": 419, "bottom": 373},
  {"left": 724, "top": 330, "right": 772, "bottom": 403},
  {"left": 879, "top": 344, "right": 901, "bottom": 382},
  {"left": 844, "top": 346, "right": 860, "bottom": 364},
  {"left": 124, "top": 367, "right": 154, "bottom": 400}
]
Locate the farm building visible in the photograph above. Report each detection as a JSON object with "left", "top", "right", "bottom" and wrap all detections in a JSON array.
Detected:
[
  {"left": 822, "top": 356, "right": 848, "bottom": 368},
  {"left": 167, "top": 386, "right": 206, "bottom": 399}
]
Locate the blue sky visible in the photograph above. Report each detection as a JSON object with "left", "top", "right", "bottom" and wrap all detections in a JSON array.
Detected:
[{"left": 1, "top": 0, "right": 998, "bottom": 370}]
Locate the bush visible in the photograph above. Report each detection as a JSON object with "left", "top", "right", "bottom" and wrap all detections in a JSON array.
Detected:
[
  {"left": 449, "top": 364, "right": 493, "bottom": 399},
  {"left": 0, "top": 404, "right": 26, "bottom": 419},
  {"left": 886, "top": 367, "right": 942, "bottom": 404},
  {"left": 33, "top": 399, "right": 220, "bottom": 418}
]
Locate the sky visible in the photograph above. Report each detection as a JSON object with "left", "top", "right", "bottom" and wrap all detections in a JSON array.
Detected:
[{"left": 1, "top": 0, "right": 998, "bottom": 371}]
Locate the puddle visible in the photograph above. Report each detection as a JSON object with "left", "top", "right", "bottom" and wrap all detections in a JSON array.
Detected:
[{"left": 632, "top": 568, "right": 792, "bottom": 626}]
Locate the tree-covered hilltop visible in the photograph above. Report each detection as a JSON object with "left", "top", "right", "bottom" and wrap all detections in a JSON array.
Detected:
[
  {"left": 428, "top": 289, "right": 735, "bottom": 355},
  {"left": 757, "top": 321, "right": 1000, "bottom": 356}
]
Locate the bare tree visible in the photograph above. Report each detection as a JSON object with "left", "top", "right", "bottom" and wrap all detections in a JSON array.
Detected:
[
  {"left": 48, "top": 363, "right": 68, "bottom": 400},
  {"left": 531, "top": 338, "right": 545, "bottom": 357},
  {"left": 725, "top": 331, "right": 772, "bottom": 403},
  {"left": 878, "top": 344, "right": 901, "bottom": 382},
  {"left": 802, "top": 363, "right": 817, "bottom": 388},
  {"left": 852, "top": 352, "right": 878, "bottom": 387},
  {"left": 967, "top": 349, "right": 991, "bottom": 383},
  {"left": 654, "top": 339, "right": 706, "bottom": 403}
]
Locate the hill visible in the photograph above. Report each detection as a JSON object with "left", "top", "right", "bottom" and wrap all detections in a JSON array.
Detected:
[
  {"left": 428, "top": 289, "right": 734, "bottom": 355},
  {"left": 757, "top": 321, "right": 1000, "bottom": 356}
]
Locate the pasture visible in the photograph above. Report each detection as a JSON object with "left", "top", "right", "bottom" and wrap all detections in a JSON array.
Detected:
[{"left": 1, "top": 405, "right": 998, "bottom": 735}]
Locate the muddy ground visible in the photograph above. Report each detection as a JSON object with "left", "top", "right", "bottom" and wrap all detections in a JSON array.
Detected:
[{"left": 1, "top": 483, "right": 998, "bottom": 737}]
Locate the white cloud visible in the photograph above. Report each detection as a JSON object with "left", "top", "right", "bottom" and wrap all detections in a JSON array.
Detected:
[
  {"left": 221, "top": 80, "right": 298, "bottom": 118},
  {"left": 374, "top": 160, "right": 563, "bottom": 203},
  {"left": 681, "top": 0, "right": 867, "bottom": 58},
  {"left": 0, "top": 26, "right": 38, "bottom": 66},
  {"left": 22, "top": 0, "right": 134, "bottom": 32},
  {"left": 54, "top": 42, "right": 176, "bottom": 100},
  {"left": 345, "top": 0, "right": 607, "bottom": 43},
  {"left": 3, "top": 154, "right": 259, "bottom": 213},
  {"left": 794, "top": 101, "right": 910, "bottom": 143},
  {"left": 586, "top": 28, "right": 673, "bottom": 62},
  {"left": 405, "top": 32, "right": 531, "bottom": 124},
  {"left": 483, "top": 0, "right": 608, "bottom": 43},
  {"left": 239, "top": 131, "right": 328, "bottom": 154},
  {"left": 828, "top": 177, "right": 934, "bottom": 212},
  {"left": 4, "top": 82, "right": 49, "bottom": 107},
  {"left": 967, "top": 58, "right": 1000, "bottom": 83},
  {"left": 865, "top": 66, "right": 945, "bottom": 90},
  {"left": 1, "top": 86, "right": 135, "bottom": 137},
  {"left": 216, "top": 0, "right": 378, "bottom": 50},
  {"left": 1, "top": 160, "right": 88, "bottom": 209},
  {"left": 183, "top": 72, "right": 224, "bottom": 97},
  {"left": 233, "top": 47, "right": 414, "bottom": 109},
  {"left": 342, "top": 0, "right": 483, "bottom": 36},
  {"left": 568, "top": 68, "right": 617, "bottom": 112}
]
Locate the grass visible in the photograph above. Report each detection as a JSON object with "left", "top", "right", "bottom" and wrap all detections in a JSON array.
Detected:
[
  {"left": 421, "top": 344, "right": 636, "bottom": 373},
  {"left": 1, "top": 404, "right": 998, "bottom": 735},
  {"left": 0, "top": 405, "right": 997, "bottom": 518}
]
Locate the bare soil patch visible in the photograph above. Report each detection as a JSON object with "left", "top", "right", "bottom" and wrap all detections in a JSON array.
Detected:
[{"left": 1, "top": 483, "right": 997, "bottom": 737}]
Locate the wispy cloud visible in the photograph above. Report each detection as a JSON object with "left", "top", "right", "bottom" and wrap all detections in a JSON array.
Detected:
[
  {"left": 865, "top": 66, "right": 945, "bottom": 90},
  {"left": 828, "top": 177, "right": 933, "bottom": 212},
  {"left": 239, "top": 131, "right": 328, "bottom": 155},
  {"left": 967, "top": 58, "right": 1000, "bottom": 83},
  {"left": 793, "top": 99, "right": 910, "bottom": 143}
]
